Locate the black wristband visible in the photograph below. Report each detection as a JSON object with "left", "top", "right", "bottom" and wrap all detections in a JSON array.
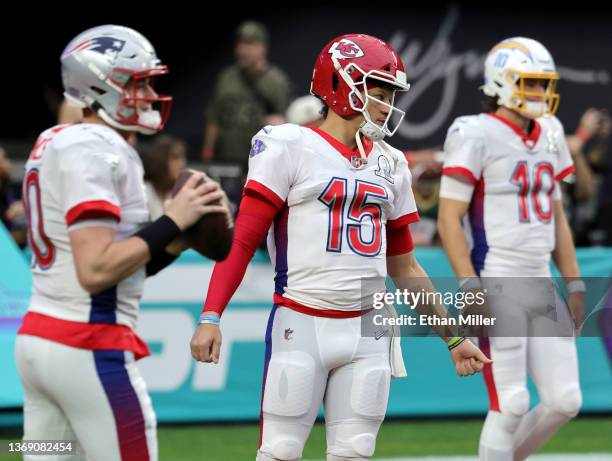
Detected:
[
  {"left": 146, "top": 250, "right": 179, "bottom": 276},
  {"left": 135, "top": 215, "right": 181, "bottom": 261}
]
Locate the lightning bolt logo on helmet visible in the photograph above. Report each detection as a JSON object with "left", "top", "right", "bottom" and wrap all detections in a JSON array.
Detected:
[{"left": 329, "top": 39, "right": 364, "bottom": 60}]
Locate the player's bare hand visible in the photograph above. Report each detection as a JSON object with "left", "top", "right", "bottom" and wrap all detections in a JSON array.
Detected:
[
  {"left": 450, "top": 339, "right": 492, "bottom": 377},
  {"left": 164, "top": 173, "right": 226, "bottom": 230},
  {"left": 568, "top": 291, "right": 585, "bottom": 336},
  {"left": 598, "top": 110, "right": 611, "bottom": 138},
  {"left": 192, "top": 178, "right": 231, "bottom": 222},
  {"left": 5, "top": 201, "right": 25, "bottom": 221},
  {"left": 190, "top": 313, "right": 222, "bottom": 364},
  {"left": 577, "top": 108, "right": 603, "bottom": 141}
]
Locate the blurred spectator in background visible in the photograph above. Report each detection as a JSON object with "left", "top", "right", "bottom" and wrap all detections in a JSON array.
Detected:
[
  {"left": 201, "top": 20, "right": 290, "bottom": 173},
  {"left": 591, "top": 110, "right": 612, "bottom": 245},
  {"left": 563, "top": 108, "right": 611, "bottom": 245},
  {"left": 141, "top": 135, "right": 187, "bottom": 219},
  {"left": 0, "top": 147, "right": 27, "bottom": 248},
  {"left": 286, "top": 94, "right": 324, "bottom": 127},
  {"left": 406, "top": 148, "right": 444, "bottom": 246}
]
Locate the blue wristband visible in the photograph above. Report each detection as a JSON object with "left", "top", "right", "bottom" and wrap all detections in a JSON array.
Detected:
[{"left": 199, "top": 314, "right": 220, "bottom": 325}]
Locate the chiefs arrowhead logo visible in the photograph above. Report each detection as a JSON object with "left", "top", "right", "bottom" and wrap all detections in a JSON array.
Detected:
[{"left": 329, "top": 39, "right": 364, "bottom": 60}]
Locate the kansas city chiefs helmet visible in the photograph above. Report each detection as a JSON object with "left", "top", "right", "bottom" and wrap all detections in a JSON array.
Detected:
[{"left": 311, "top": 34, "right": 411, "bottom": 142}]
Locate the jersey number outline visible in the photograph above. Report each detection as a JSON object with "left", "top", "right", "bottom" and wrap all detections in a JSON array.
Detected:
[
  {"left": 510, "top": 161, "right": 555, "bottom": 223},
  {"left": 24, "top": 169, "right": 56, "bottom": 270},
  {"left": 318, "top": 177, "right": 388, "bottom": 257},
  {"left": 23, "top": 126, "right": 69, "bottom": 270}
]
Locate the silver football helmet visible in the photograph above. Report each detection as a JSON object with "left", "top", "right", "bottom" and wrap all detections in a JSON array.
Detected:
[{"left": 61, "top": 25, "right": 172, "bottom": 134}]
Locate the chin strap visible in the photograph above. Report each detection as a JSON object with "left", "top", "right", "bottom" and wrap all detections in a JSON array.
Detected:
[
  {"left": 520, "top": 100, "right": 547, "bottom": 119},
  {"left": 355, "top": 130, "right": 368, "bottom": 163},
  {"left": 355, "top": 130, "right": 404, "bottom": 175},
  {"left": 96, "top": 106, "right": 159, "bottom": 135}
]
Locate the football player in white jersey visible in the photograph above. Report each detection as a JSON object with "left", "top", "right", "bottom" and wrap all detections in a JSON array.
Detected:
[
  {"left": 191, "top": 34, "right": 491, "bottom": 461},
  {"left": 15, "top": 25, "right": 228, "bottom": 461},
  {"left": 438, "top": 37, "right": 583, "bottom": 461}
]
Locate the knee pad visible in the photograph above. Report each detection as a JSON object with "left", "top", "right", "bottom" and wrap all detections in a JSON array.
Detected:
[
  {"left": 257, "top": 438, "right": 302, "bottom": 461},
  {"left": 480, "top": 411, "right": 522, "bottom": 450},
  {"left": 499, "top": 386, "right": 530, "bottom": 417},
  {"left": 263, "top": 351, "right": 315, "bottom": 417},
  {"left": 259, "top": 418, "right": 309, "bottom": 460},
  {"left": 349, "top": 433, "right": 376, "bottom": 458},
  {"left": 327, "top": 433, "right": 375, "bottom": 460},
  {"left": 350, "top": 365, "right": 390, "bottom": 418},
  {"left": 546, "top": 386, "right": 582, "bottom": 418},
  {"left": 327, "top": 422, "right": 379, "bottom": 459}
]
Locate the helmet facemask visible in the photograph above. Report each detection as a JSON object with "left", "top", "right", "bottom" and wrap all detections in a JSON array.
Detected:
[
  {"left": 503, "top": 70, "right": 560, "bottom": 119},
  {"left": 61, "top": 26, "right": 173, "bottom": 135},
  {"left": 103, "top": 67, "right": 172, "bottom": 135},
  {"left": 338, "top": 61, "right": 410, "bottom": 142},
  {"left": 311, "top": 34, "right": 411, "bottom": 165}
]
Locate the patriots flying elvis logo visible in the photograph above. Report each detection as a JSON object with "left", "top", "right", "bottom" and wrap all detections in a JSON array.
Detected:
[{"left": 66, "top": 37, "right": 126, "bottom": 61}]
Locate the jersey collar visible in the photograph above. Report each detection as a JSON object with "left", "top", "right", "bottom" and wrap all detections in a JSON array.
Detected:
[
  {"left": 308, "top": 125, "right": 373, "bottom": 163},
  {"left": 487, "top": 112, "right": 542, "bottom": 149}
]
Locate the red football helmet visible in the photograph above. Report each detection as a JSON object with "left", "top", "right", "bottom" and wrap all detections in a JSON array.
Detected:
[{"left": 310, "top": 34, "right": 410, "bottom": 141}]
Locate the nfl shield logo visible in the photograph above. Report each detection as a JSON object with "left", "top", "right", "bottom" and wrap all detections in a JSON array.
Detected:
[
  {"left": 351, "top": 156, "right": 364, "bottom": 168},
  {"left": 250, "top": 139, "right": 267, "bottom": 157}
]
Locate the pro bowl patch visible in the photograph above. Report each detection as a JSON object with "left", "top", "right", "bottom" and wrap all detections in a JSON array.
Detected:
[{"left": 250, "top": 139, "right": 267, "bottom": 157}]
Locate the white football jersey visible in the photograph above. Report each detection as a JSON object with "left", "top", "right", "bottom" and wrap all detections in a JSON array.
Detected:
[
  {"left": 442, "top": 113, "right": 574, "bottom": 274},
  {"left": 23, "top": 123, "right": 149, "bottom": 329},
  {"left": 246, "top": 124, "right": 419, "bottom": 312}
]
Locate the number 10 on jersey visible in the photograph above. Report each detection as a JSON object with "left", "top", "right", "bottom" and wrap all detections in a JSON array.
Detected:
[{"left": 510, "top": 161, "right": 555, "bottom": 223}]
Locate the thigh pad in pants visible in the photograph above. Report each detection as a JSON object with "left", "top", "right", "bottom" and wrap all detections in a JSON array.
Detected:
[{"left": 263, "top": 351, "right": 316, "bottom": 417}]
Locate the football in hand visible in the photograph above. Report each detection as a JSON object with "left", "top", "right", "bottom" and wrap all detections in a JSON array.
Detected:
[{"left": 171, "top": 169, "right": 234, "bottom": 261}]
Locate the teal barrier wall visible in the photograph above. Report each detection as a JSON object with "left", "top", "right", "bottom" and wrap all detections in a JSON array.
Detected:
[
  {"left": 0, "top": 224, "right": 31, "bottom": 409},
  {"left": 1, "top": 225, "right": 611, "bottom": 422}
]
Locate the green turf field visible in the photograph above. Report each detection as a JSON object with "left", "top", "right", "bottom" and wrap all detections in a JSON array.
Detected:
[{"left": 1, "top": 416, "right": 612, "bottom": 460}]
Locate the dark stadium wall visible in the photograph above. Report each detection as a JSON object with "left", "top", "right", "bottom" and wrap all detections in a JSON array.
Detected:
[{"left": 1, "top": 4, "right": 610, "bottom": 156}]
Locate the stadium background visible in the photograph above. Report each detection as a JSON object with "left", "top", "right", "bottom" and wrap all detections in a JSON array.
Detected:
[{"left": 1, "top": 3, "right": 612, "bottom": 460}]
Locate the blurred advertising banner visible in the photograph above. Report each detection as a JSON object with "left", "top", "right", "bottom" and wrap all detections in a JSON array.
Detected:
[{"left": 2, "top": 229, "right": 612, "bottom": 421}]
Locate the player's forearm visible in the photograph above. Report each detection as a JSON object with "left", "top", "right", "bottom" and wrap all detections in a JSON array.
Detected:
[
  {"left": 95, "top": 223, "right": 189, "bottom": 285},
  {"left": 552, "top": 201, "right": 580, "bottom": 280},
  {"left": 69, "top": 220, "right": 181, "bottom": 293},
  {"left": 387, "top": 253, "right": 457, "bottom": 340},
  {"left": 76, "top": 236, "right": 151, "bottom": 293},
  {"left": 437, "top": 212, "right": 477, "bottom": 279},
  {"left": 203, "top": 189, "right": 280, "bottom": 316}
]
